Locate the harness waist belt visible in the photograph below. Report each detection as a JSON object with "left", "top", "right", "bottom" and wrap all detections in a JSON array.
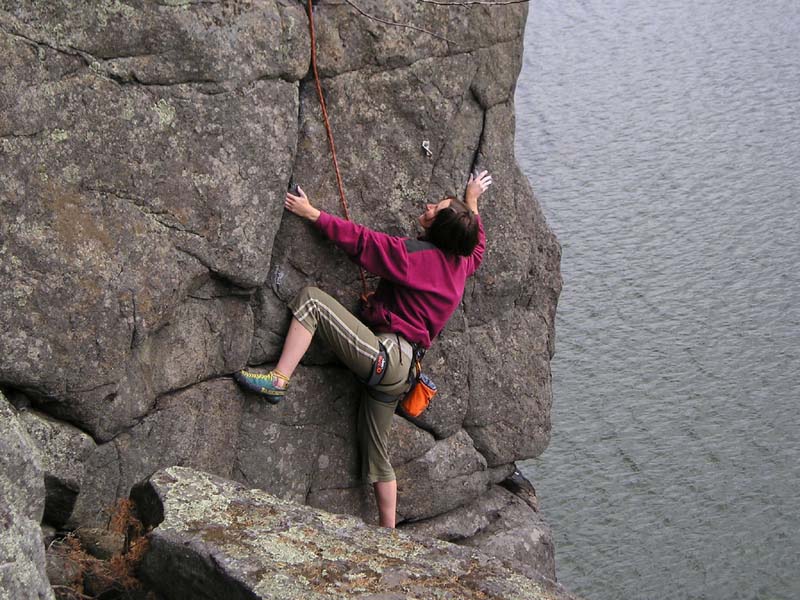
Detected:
[
  {"left": 364, "top": 342, "right": 389, "bottom": 387},
  {"left": 363, "top": 334, "right": 415, "bottom": 389}
]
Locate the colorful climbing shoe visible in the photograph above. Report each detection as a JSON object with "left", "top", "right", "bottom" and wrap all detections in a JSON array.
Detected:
[{"left": 233, "top": 369, "right": 290, "bottom": 404}]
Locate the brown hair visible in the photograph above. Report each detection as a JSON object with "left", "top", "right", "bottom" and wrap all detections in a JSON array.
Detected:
[{"left": 424, "top": 198, "right": 479, "bottom": 257}]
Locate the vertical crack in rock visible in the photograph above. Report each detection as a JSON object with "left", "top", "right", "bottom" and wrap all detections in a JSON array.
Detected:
[
  {"left": 130, "top": 290, "right": 140, "bottom": 350},
  {"left": 469, "top": 89, "right": 489, "bottom": 176},
  {"left": 233, "top": 462, "right": 252, "bottom": 487},
  {"left": 111, "top": 437, "right": 125, "bottom": 504}
]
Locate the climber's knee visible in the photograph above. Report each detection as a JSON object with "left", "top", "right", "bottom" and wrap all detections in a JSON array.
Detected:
[
  {"left": 291, "top": 286, "right": 321, "bottom": 308},
  {"left": 289, "top": 286, "right": 323, "bottom": 333}
]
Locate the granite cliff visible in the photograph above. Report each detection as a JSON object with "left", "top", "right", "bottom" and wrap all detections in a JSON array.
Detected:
[{"left": 0, "top": 0, "right": 562, "bottom": 595}]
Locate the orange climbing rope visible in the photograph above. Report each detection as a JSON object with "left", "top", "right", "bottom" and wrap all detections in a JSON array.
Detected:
[{"left": 306, "top": 0, "right": 370, "bottom": 299}]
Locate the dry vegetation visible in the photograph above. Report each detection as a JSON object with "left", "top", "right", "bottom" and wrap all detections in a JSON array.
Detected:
[{"left": 49, "top": 499, "right": 157, "bottom": 600}]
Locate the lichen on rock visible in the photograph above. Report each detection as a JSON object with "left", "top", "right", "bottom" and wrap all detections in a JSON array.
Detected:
[
  {"left": 132, "top": 466, "right": 577, "bottom": 600},
  {"left": 0, "top": 392, "right": 54, "bottom": 600}
]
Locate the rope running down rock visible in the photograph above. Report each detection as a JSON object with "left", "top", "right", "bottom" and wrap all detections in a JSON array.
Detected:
[{"left": 306, "top": 0, "right": 370, "bottom": 299}]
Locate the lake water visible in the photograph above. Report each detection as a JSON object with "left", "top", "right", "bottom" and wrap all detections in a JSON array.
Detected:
[{"left": 515, "top": 2, "right": 800, "bottom": 599}]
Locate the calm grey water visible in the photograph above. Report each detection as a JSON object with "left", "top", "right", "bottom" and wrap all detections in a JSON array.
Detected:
[{"left": 515, "top": 2, "right": 800, "bottom": 599}]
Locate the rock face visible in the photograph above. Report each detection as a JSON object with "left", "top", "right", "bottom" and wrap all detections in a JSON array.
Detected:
[
  {"left": 133, "top": 466, "right": 576, "bottom": 600},
  {"left": 0, "top": 392, "right": 54, "bottom": 600},
  {"left": 18, "top": 409, "right": 95, "bottom": 529},
  {"left": 0, "top": 0, "right": 561, "bottom": 583},
  {"left": 402, "top": 484, "right": 556, "bottom": 580}
]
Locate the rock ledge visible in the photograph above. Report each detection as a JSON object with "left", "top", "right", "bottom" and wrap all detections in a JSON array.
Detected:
[{"left": 133, "top": 466, "right": 577, "bottom": 600}]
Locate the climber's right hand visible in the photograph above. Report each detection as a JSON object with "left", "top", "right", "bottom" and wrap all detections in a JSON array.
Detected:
[
  {"left": 285, "top": 185, "right": 321, "bottom": 222},
  {"left": 465, "top": 170, "right": 492, "bottom": 214}
]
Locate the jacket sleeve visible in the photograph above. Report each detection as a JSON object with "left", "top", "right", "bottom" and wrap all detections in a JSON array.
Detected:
[
  {"left": 464, "top": 214, "right": 486, "bottom": 276},
  {"left": 314, "top": 211, "right": 412, "bottom": 284}
]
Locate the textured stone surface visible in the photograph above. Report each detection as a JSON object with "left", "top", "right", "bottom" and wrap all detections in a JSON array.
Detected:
[
  {"left": 404, "top": 321, "right": 472, "bottom": 439},
  {"left": 0, "top": 393, "right": 54, "bottom": 600},
  {"left": 401, "top": 485, "right": 556, "bottom": 580},
  {"left": 75, "top": 527, "right": 125, "bottom": 561},
  {"left": 70, "top": 377, "right": 247, "bottom": 528},
  {"left": 132, "top": 466, "right": 577, "bottom": 600},
  {"left": 0, "top": 511, "right": 55, "bottom": 600},
  {"left": 0, "top": 0, "right": 562, "bottom": 576},
  {"left": 395, "top": 429, "right": 513, "bottom": 522},
  {"left": 0, "top": 396, "right": 45, "bottom": 522},
  {"left": 1, "top": 1, "right": 298, "bottom": 441},
  {"left": 19, "top": 409, "right": 96, "bottom": 528},
  {"left": 235, "top": 366, "right": 364, "bottom": 502}
]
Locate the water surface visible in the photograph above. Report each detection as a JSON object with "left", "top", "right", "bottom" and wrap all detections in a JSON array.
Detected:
[{"left": 515, "top": 2, "right": 800, "bottom": 598}]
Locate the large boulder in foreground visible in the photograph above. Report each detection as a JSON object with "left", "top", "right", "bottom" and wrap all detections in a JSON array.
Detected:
[
  {"left": 133, "top": 467, "right": 577, "bottom": 600},
  {"left": 0, "top": 393, "right": 54, "bottom": 600}
]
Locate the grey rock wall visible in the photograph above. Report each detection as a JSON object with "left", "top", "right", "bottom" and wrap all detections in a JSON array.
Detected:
[
  {"left": 0, "top": 393, "right": 54, "bottom": 600},
  {"left": 1, "top": 0, "right": 561, "bottom": 582},
  {"left": 402, "top": 484, "right": 556, "bottom": 580}
]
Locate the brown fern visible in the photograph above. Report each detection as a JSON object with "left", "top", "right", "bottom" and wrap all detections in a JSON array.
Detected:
[{"left": 51, "top": 497, "right": 153, "bottom": 599}]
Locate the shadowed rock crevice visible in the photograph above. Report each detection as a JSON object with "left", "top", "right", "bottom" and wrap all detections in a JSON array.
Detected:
[{"left": 468, "top": 91, "right": 488, "bottom": 184}]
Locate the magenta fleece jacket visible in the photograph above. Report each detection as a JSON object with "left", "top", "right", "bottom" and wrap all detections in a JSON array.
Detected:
[{"left": 314, "top": 211, "right": 485, "bottom": 348}]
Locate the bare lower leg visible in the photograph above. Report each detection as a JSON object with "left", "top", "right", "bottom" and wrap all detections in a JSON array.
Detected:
[
  {"left": 275, "top": 317, "right": 313, "bottom": 380},
  {"left": 373, "top": 480, "right": 397, "bottom": 528}
]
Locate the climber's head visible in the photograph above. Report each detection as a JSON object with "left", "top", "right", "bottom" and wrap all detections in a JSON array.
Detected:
[{"left": 420, "top": 197, "right": 479, "bottom": 257}]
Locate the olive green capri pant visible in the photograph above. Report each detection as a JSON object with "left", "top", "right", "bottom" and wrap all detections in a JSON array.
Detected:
[{"left": 289, "top": 286, "right": 413, "bottom": 483}]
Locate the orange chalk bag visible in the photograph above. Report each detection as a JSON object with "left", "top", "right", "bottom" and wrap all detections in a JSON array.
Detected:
[{"left": 400, "top": 367, "right": 437, "bottom": 418}]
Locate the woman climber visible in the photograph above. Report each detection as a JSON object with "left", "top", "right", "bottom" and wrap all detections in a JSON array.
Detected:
[{"left": 233, "top": 170, "right": 493, "bottom": 528}]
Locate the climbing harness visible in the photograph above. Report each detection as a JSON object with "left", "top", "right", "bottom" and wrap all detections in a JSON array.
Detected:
[
  {"left": 362, "top": 342, "right": 389, "bottom": 387},
  {"left": 362, "top": 339, "right": 437, "bottom": 418}
]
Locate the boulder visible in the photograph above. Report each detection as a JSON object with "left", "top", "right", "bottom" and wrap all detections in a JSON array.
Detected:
[
  {"left": 70, "top": 377, "right": 247, "bottom": 528},
  {"left": 395, "top": 430, "right": 514, "bottom": 522},
  {"left": 306, "top": 415, "right": 475, "bottom": 523},
  {"left": 388, "top": 414, "right": 436, "bottom": 466},
  {"left": 0, "top": 512, "right": 55, "bottom": 600},
  {"left": 0, "top": 393, "right": 54, "bottom": 600},
  {"left": 401, "top": 484, "right": 556, "bottom": 580},
  {"left": 460, "top": 101, "right": 561, "bottom": 466},
  {"left": 131, "top": 466, "right": 577, "bottom": 600},
  {"left": 19, "top": 409, "right": 96, "bottom": 528},
  {"left": 0, "top": 396, "right": 45, "bottom": 522},
  {"left": 464, "top": 310, "right": 554, "bottom": 466}
]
